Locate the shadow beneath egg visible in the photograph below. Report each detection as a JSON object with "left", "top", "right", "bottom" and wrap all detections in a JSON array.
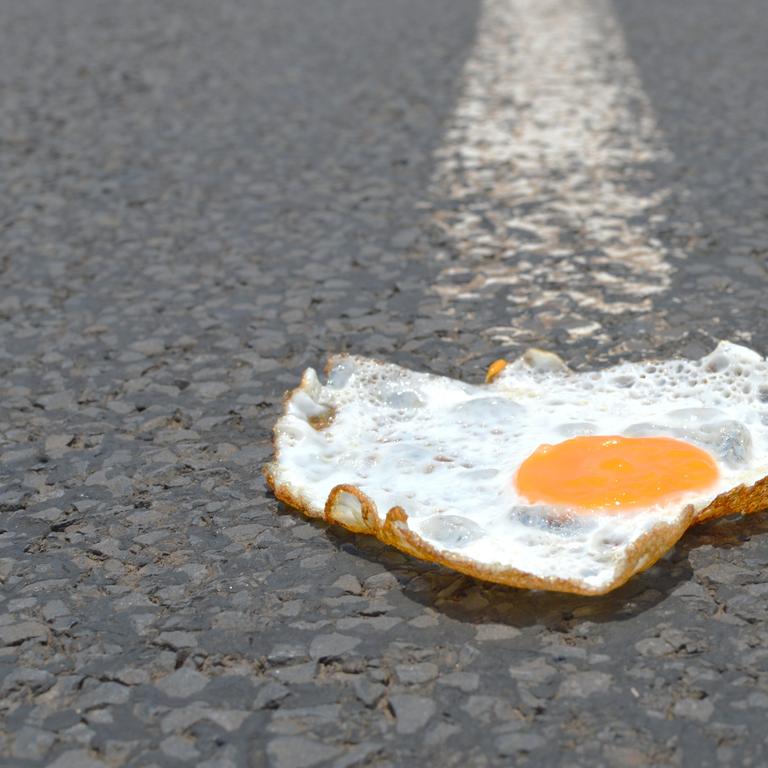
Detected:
[
  {"left": 274, "top": 495, "right": 768, "bottom": 629},
  {"left": 687, "top": 511, "right": 768, "bottom": 550},
  {"left": 319, "top": 515, "right": 696, "bottom": 630}
]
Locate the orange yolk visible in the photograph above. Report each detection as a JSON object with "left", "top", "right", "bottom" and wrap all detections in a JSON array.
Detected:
[{"left": 515, "top": 435, "right": 719, "bottom": 511}]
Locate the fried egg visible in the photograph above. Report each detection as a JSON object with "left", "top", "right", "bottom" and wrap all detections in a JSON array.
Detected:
[{"left": 264, "top": 342, "right": 768, "bottom": 595}]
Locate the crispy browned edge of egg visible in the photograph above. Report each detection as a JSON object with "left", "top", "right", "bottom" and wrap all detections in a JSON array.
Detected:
[{"left": 263, "top": 354, "right": 768, "bottom": 597}]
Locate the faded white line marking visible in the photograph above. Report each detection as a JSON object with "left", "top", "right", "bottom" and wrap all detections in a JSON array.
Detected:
[{"left": 428, "top": 0, "right": 685, "bottom": 345}]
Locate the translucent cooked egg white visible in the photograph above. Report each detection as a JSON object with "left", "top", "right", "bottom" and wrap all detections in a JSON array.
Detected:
[{"left": 264, "top": 342, "right": 768, "bottom": 595}]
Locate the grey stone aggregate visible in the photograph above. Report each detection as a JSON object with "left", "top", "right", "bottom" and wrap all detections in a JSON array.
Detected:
[{"left": 2, "top": 0, "right": 768, "bottom": 766}]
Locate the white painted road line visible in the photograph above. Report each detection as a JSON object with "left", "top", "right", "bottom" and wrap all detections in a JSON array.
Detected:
[{"left": 428, "top": 0, "right": 685, "bottom": 345}]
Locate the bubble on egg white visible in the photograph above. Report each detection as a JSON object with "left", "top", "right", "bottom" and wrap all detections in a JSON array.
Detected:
[
  {"left": 387, "top": 390, "right": 425, "bottom": 409},
  {"left": 386, "top": 443, "right": 431, "bottom": 469},
  {"left": 623, "top": 422, "right": 666, "bottom": 437},
  {"left": 327, "top": 360, "right": 355, "bottom": 389},
  {"left": 698, "top": 421, "right": 753, "bottom": 467},
  {"left": 666, "top": 407, "right": 725, "bottom": 424},
  {"left": 419, "top": 514, "right": 485, "bottom": 547},
  {"left": 623, "top": 418, "right": 753, "bottom": 468},
  {"left": 462, "top": 467, "right": 499, "bottom": 481},
  {"left": 611, "top": 375, "right": 635, "bottom": 388},
  {"left": 511, "top": 506, "right": 594, "bottom": 537},
  {"left": 451, "top": 397, "right": 523, "bottom": 425},
  {"left": 590, "top": 534, "right": 626, "bottom": 551},
  {"left": 371, "top": 378, "right": 425, "bottom": 410},
  {"left": 705, "top": 352, "right": 730, "bottom": 373},
  {"left": 557, "top": 422, "right": 598, "bottom": 437}
]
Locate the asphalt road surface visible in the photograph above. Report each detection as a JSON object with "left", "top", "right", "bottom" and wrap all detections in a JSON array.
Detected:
[{"left": 2, "top": 1, "right": 768, "bottom": 766}]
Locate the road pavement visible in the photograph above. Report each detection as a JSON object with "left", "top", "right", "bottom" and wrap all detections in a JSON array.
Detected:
[{"left": 2, "top": 0, "right": 768, "bottom": 766}]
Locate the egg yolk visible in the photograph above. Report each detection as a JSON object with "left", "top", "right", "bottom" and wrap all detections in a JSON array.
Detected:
[{"left": 515, "top": 435, "right": 719, "bottom": 511}]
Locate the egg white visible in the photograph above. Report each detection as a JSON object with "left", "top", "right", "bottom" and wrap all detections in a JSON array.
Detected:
[{"left": 266, "top": 342, "right": 768, "bottom": 593}]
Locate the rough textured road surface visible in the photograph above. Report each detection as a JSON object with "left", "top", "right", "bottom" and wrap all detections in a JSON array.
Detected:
[{"left": 2, "top": 1, "right": 768, "bottom": 766}]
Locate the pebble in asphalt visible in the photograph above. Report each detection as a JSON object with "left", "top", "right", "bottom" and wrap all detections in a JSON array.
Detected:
[{"left": 2, "top": 0, "right": 768, "bottom": 766}]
